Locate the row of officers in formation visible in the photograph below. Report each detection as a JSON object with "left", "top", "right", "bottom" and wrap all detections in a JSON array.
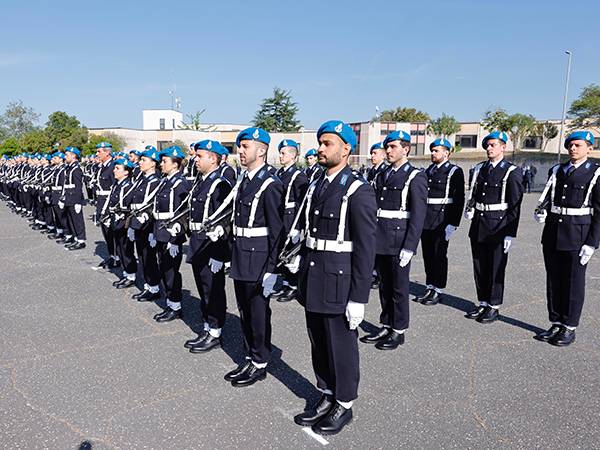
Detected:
[{"left": 0, "top": 124, "right": 598, "bottom": 436}]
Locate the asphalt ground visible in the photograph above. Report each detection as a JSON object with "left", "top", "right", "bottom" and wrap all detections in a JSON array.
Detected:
[{"left": 1, "top": 193, "right": 599, "bottom": 450}]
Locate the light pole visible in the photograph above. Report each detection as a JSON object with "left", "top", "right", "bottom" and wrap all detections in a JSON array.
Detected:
[{"left": 557, "top": 50, "right": 572, "bottom": 163}]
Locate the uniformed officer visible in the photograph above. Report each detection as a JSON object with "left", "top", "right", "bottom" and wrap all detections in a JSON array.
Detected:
[
  {"left": 414, "top": 138, "right": 465, "bottom": 305},
  {"left": 184, "top": 142, "right": 198, "bottom": 184},
  {"left": 61, "top": 147, "right": 87, "bottom": 250},
  {"left": 217, "top": 145, "right": 238, "bottom": 187},
  {"left": 304, "top": 148, "right": 323, "bottom": 183},
  {"left": 464, "top": 131, "right": 523, "bottom": 323},
  {"left": 533, "top": 131, "right": 600, "bottom": 346},
  {"left": 184, "top": 140, "right": 233, "bottom": 353},
  {"left": 129, "top": 147, "right": 163, "bottom": 302},
  {"left": 366, "top": 142, "right": 388, "bottom": 184},
  {"left": 95, "top": 142, "right": 119, "bottom": 269},
  {"left": 104, "top": 158, "right": 138, "bottom": 288},
  {"left": 290, "top": 120, "right": 377, "bottom": 436},
  {"left": 220, "top": 127, "right": 283, "bottom": 387},
  {"left": 360, "top": 130, "right": 427, "bottom": 349},
  {"left": 271, "top": 139, "right": 309, "bottom": 303},
  {"left": 128, "top": 149, "right": 142, "bottom": 180},
  {"left": 151, "top": 146, "right": 191, "bottom": 322},
  {"left": 47, "top": 152, "right": 69, "bottom": 241}
]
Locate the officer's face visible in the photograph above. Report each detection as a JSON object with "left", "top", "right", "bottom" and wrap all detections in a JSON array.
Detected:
[
  {"left": 65, "top": 152, "right": 75, "bottom": 164},
  {"left": 279, "top": 147, "right": 297, "bottom": 166},
  {"left": 96, "top": 148, "right": 111, "bottom": 162},
  {"left": 386, "top": 141, "right": 409, "bottom": 164},
  {"left": 196, "top": 149, "right": 218, "bottom": 174},
  {"left": 485, "top": 139, "right": 505, "bottom": 161},
  {"left": 129, "top": 154, "right": 139, "bottom": 164},
  {"left": 113, "top": 164, "right": 128, "bottom": 181},
  {"left": 238, "top": 140, "right": 265, "bottom": 168},
  {"left": 370, "top": 149, "right": 385, "bottom": 165},
  {"left": 306, "top": 155, "right": 317, "bottom": 166},
  {"left": 160, "top": 156, "right": 178, "bottom": 174},
  {"left": 317, "top": 133, "right": 349, "bottom": 168},
  {"left": 430, "top": 146, "right": 449, "bottom": 164},
  {"left": 139, "top": 156, "right": 156, "bottom": 173},
  {"left": 568, "top": 140, "right": 592, "bottom": 162}
]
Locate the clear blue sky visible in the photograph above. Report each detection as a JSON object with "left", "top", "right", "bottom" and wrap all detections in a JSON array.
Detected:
[{"left": 1, "top": 0, "right": 598, "bottom": 130}]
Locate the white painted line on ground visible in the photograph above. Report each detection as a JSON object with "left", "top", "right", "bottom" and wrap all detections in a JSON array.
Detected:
[{"left": 302, "top": 427, "right": 329, "bottom": 446}]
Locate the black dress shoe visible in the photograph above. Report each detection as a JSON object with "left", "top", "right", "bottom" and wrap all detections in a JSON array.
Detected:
[
  {"left": 276, "top": 287, "right": 297, "bottom": 303},
  {"left": 465, "top": 305, "right": 486, "bottom": 319},
  {"left": 549, "top": 327, "right": 576, "bottom": 347},
  {"left": 375, "top": 330, "right": 405, "bottom": 350},
  {"left": 231, "top": 364, "right": 267, "bottom": 387},
  {"left": 184, "top": 332, "right": 208, "bottom": 349},
  {"left": 534, "top": 325, "right": 562, "bottom": 342},
  {"left": 413, "top": 289, "right": 434, "bottom": 303},
  {"left": 359, "top": 327, "right": 390, "bottom": 344},
  {"left": 113, "top": 278, "right": 127, "bottom": 287},
  {"left": 311, "top": 403, "right": 353, "bottom": 436},
  {"left": 189, "top": 335, "right": 221, "bottom": 353},
  {"left": 116, "top": 279, "right": 136, "bottom": 289},
  {"left": 476, "top": 306, "right": 499, "bottom": 324},
  {"left": 294, "top": 394, "right": 334, "bottom": 426},
  {"left": 65, "top": 241, "right": 78, "bottom": 248},
  {"left": 68, "top": 242, "right": 86, "bottom": 251},
  {"left": 270, "top": 287, "right": 287, "bottom": 300},
  {"left": 97, "top": 258, "right": 109, "bottom": 268},
  {"left": 47, "top": 232, "right": 60, "bottom": 239},
  {"left": 105, "top": 259, "right": 120, "bottom": 269},
  {"left": 421, "top": 291, "right": 441, "bottom": 306},
  {"left": 136, "top": 290, "right": 161, "bottom": 302},
  {"left": 224, "top": 361, "right": 252, "bottom": 381},
  {"left": 155, "top": 308, "right": 182, "bottom": 323}
]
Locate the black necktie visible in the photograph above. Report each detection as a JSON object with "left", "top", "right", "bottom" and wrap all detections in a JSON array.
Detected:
[
  {"left": 431, "top": 165, "right": 438, "bottom": 176},
  {"left": 315, "top": 178, "right": 330, "bottom": 198},
  {"left": 384, "top": 169, "right": 393, "bottom": 183},
  {"left": 240, "top": 173, "right": 250, "bottom": 193},
  {"left": 566, "top": 165, "right": 575, "bottom": 176}
]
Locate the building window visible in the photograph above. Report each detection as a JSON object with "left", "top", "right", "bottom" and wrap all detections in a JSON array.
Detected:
[
  {"left": 456, "top": 134, "right": 477, "bottom": 148},
  {"left": 172, "top": 119, "right": 175, "bottom": 129},
  {"left": 410, "top": 129, "right": 425, "bottom": 136},
  {"left": 524, "top": 136, "right": 542, "bottom": 149},
  {"left": 159, "top": 118, "right": 165, "bottom": 130}
]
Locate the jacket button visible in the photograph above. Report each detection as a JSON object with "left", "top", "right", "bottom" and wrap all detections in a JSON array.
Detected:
[
  {"left": 251, "top": 248, "right": 255, "bottom": 251},
  {"left": 482, "top": 193, "right": 486, "bottom": 196},
  {"left": 564, "top": 184, "right": 567, "bottom": 188},
  {"left": 380, "top": 197, "right": 384, "bottom": 201},
  {"left": 312, "top": 227, "right": 317, "bottom": 232},
  {"left": 558, "top": 219, "right": 563, "bottom": 223},
  {"left": 480, "top": 213, "right": 484, "bottom": 216},
  {"left": 315, "top": 210, "right": 320, "bottom": 215},
  {"left": 339, "top": 270, "right": 343, "bottom": 274},
  {"left": 329, "top": 213, "right": 334, "bottom": 217},
  {"left": 310, "top": 261, "right": 315, "bottom": 266}
]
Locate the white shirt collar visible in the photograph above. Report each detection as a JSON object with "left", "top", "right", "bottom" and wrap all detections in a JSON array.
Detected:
[
  {"left": 324, "top": 165, "right": 346, "bottom": 183},
  {"left": 202, "top": 167, "right": 218, "bottom": 181},
  {"left": 246, "top": 163, "right": 265, "bottom": 181},
  {"left": 567, "top": 159, "right": 587, "bottom": 170},
  {"left": 489, "top": 158, "right": 503, "bottom": 168}
]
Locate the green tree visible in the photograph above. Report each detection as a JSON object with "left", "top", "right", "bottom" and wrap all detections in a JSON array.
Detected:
[
  {"left": 480, "top": 108, "right": 511, "bottom": 132},
  {"left": 20, "top": 129, "right": 52, "bottom": 153},
  {"left": 0, "top": 100, "right": 40, "bottom": 140},
  {"left": 83, "top": 132, "right": 127, "bottom": 156},
  {"left": 427, "top": 113, "right": 461, "bottom": 138},
  {"left": 179, "top": 110, "right": 216, "bottom": 131},
  {"left": 45, "top": 111, "right": 88, "bottom": 148},
  {"left": 533, "top": 121, "right": 559, "bottom": 152},
  {"left": 0, "top": 137, "right": 21, "bottom": 156},
  {"left": 481, "top": 109, "right": 536, "bottom": 154},
  {"left": 375, "top": 107, "right": 430, "bottom": 122},
  {"left": 253, "top": 87, "right": 301, "bottom": 132},
  {"left": 568, "top": 83, "right": 600, "bottom": 129}
]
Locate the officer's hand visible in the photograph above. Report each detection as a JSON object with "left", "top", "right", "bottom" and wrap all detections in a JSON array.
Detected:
[
  {"left": 398, "top": 249, "right": 414, "bottom": 267},
  {"left": 138, "top": 212, "right": 149, "bottom": 224},
  {"left": 262, "top": 272, "right": 277, "bottom": 297},
  {"left": 148, "top": 233, "right": 157, "bottom": 248},
  {"left": 284, "top": 255, "right": 301, "bottom": 274},
  {"left": 345, "top": 301, "right": 365, "bottom": 330},
  {"left": 209, "top": 258, "right": 224, "bottom": 273},
  {"left": 579, "top": 245, "right": 595, "bottom": 265},
  {"left": 74, "top": 204, "right": 82, "bottom": 214},
  {"left": 290, "top": 229, "right": 301, "bottom": 245},
  {"left": 58, "top": 201, "right": 65, "bottom": 209},
  {"left": 127, "top": 227, "right": 135, "bottom": 242},
  {"left": 206, "top": 225, "right": 224, "bottom": 242},
  {"left": 167, "top": 242, "right": 179, "bottom": 258},
  {"left": 503, "top": 236, "right": 513, "bottom": 254},
  {"left": 534, "top": 210, "right": 547, "bottom": 224},
  {"left": 166, "top": 223, "right": 181, "bottom": 237},
  {"left": 444, "top": 225, "right": 457, "bottom": 241},
  {"left": 464, "top": 208, "right": 474, "bottom": 220}
]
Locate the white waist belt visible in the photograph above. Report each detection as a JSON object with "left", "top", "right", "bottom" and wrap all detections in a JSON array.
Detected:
[
  {"left": 129, "top": 203, "right": 144, "bottom": 209},
  {"left": 550, "top": 206, "right": 593, "bottom": 216},
  {"left": 186, "top": 176, "right": 196, "bottom": 181},
  {"left": 97, "top": 190, "right": 111, "bottom": 196},
  {"left": 63, "top": 184, "right": 75, "bottom": 189},
  {"left": 475, "top": 202, "right": 507, "bottom": 212},
  {"left": 233, "top": 225, "right": 268, "bottom": 237},
  {"left": 285, "top": 202, "right": 296, "bottom": 209},
  {"left": 154, "top": 212, "right": 174, "bottom": 220},
  {"left": 305, "top": 235, "right": 353, "bottom": 253},
  {"left": 377, "top": 209, "right": 410, "bottom": 219},
  {"left": 427, "top": 198, "right": 454, "bottom": 205},
  {"left": 51, "top": 186, "right": 62, "bottom": 191},
  {"left": 189, "top": 222, "right": 206, "bottom": 231}
]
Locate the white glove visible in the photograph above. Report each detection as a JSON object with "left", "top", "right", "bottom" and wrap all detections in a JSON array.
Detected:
[
  {"left": 148, "top": 233, "right": 157, "bottom": 248},
  {"left": 579, "top": 245, "right": 595, "bottom": 266},
  {"left": 262, "top": 272, "right": 277, "bottom": 297},
  {"left": 138, "top": 212, "right": 149, "bottom": 224},
  {"left": 209, "top": 258, "right": 224, "bottom": 273},
  {"left": 444, "top": 225, "right": 457, "bottom": 241},
  {"left": 290, "top": 229, "right": 301, "bottom": 245},
  {"left": 503, "top": 237, "right": 513, "bottom": 254},
  {"left": 534, "top": 210, "right": 547, "bottom": 224},
  {"left": 74, "top": 204, "right": 82, "bottom": 214},
  {"left": 167, "top": 242, "right": 179, "bottom": 258},
  {"left": 127, "top": 227, "right": 135, "bottom": 242},
  {"left": 345, "top": 301, "right": 365, "bottom": 330},
  {"left": 45, "top": 197, "right": 51, "bottom": 204},
  {"left": 284, "top": 255, "right": 300, "bottom": 274},
  {"left": 398, "top": 249, "right": 414, "bottom": 267},
  {"left": 166, "top": 222, "right": 181, "bottom": 237},
  {"left": 206, "top": 225, "right": 224, "bottom": 242},
  {"left": 58, "top": 201, "right": 65, "bottom": 209},
  {"left": 464, "top": 208, "right": 474, "bottom": 220}
]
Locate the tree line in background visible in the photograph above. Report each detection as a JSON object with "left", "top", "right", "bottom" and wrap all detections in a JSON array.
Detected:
[{"left": 1, "top": 83, "right": 599, "bottom": 156}]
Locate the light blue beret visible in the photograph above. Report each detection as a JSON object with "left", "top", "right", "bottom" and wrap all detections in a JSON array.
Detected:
[
  {"left": 317, "top": 120, "right": 357, "bottom": 152},
  {"left": 236, "top": 127, "right": 271, "bottom": 147},
  {"left": 565, "top": 131, "right": 595, "bottom": 148}
]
